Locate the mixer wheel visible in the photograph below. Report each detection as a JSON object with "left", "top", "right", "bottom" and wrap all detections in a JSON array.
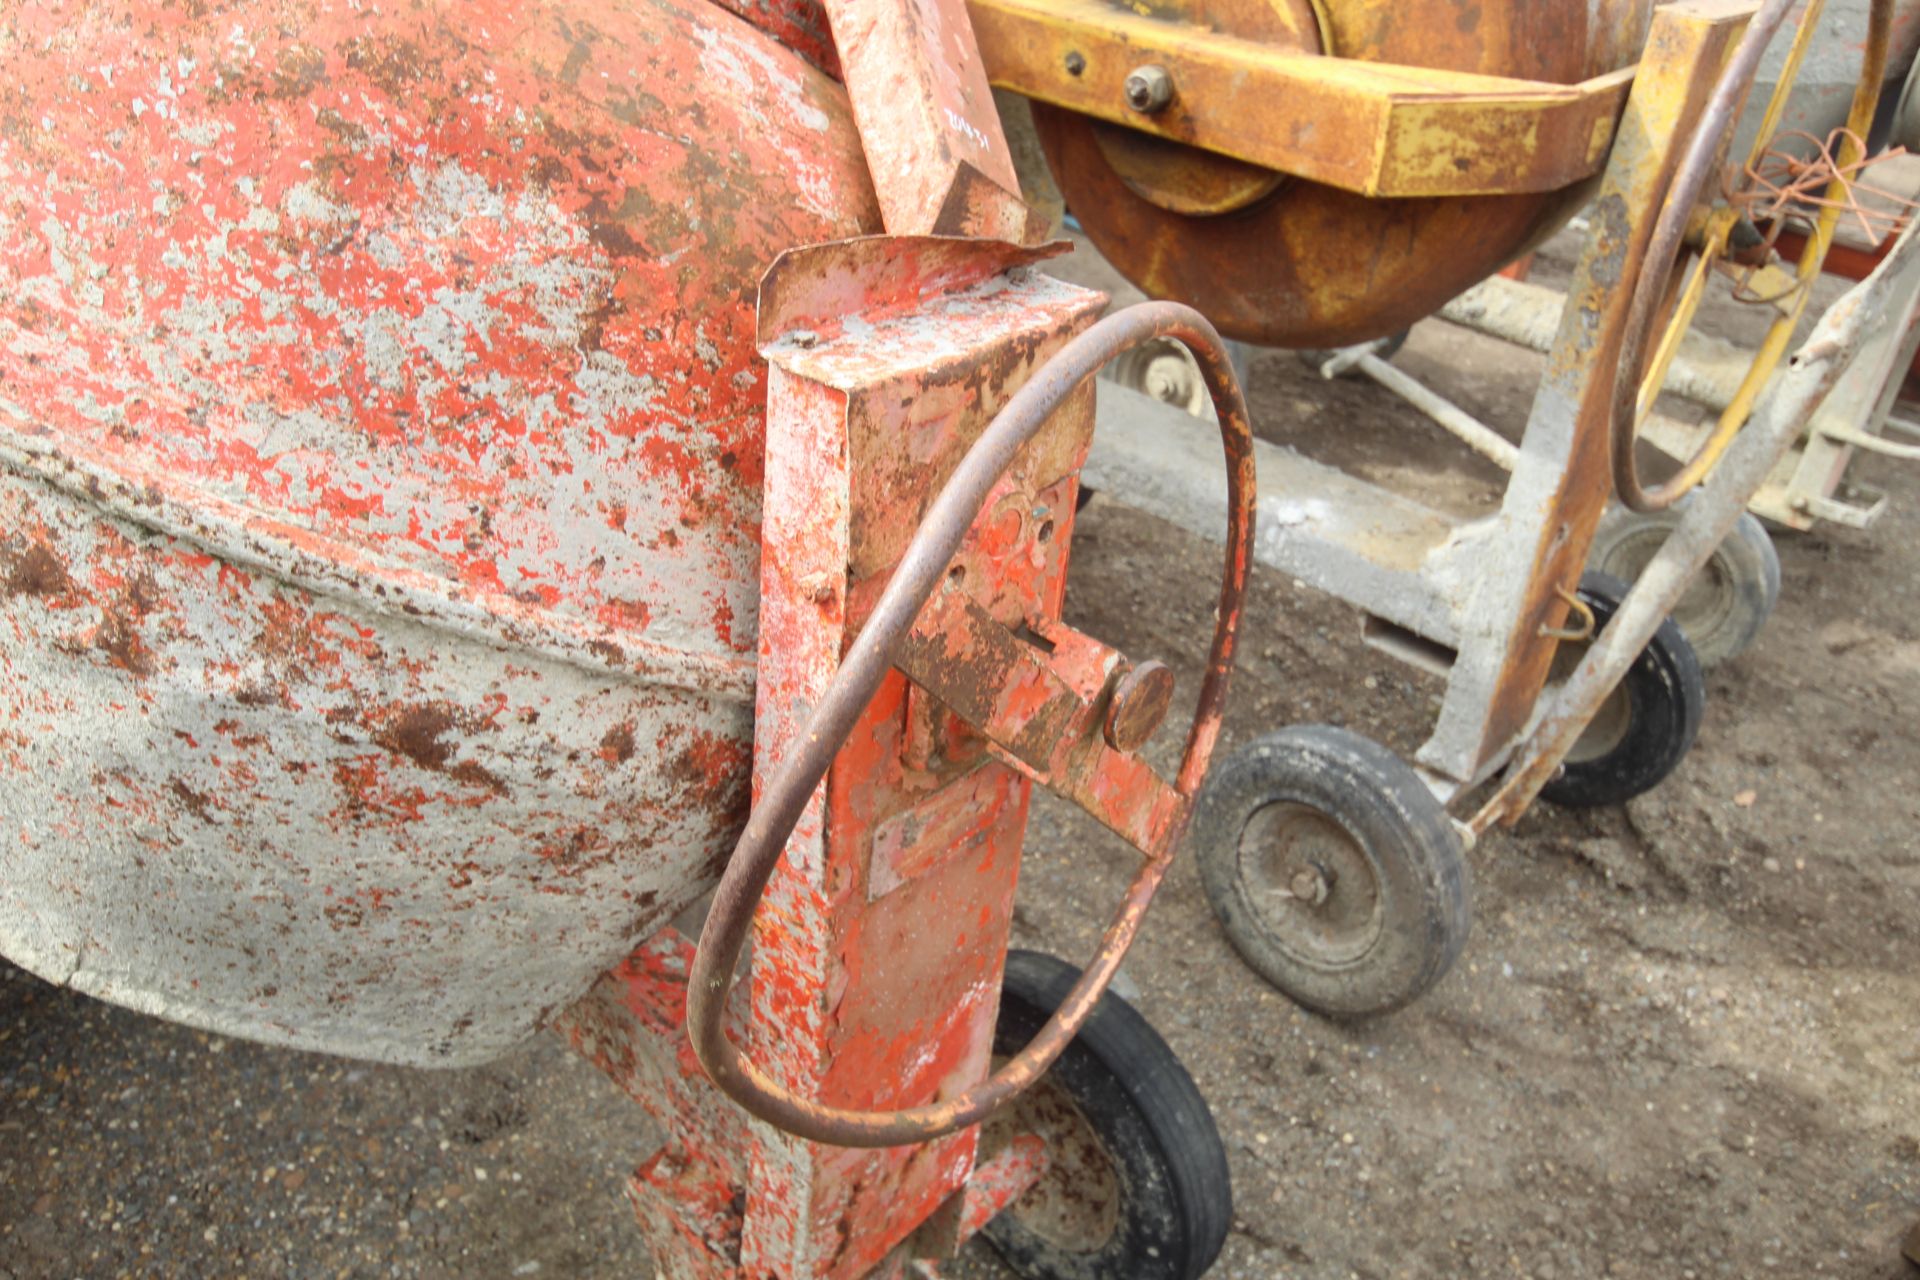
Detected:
[
  {"left": 982, "top": 950, "right": 1231, "bottom": 1280},
  {"left": 1084, "top": 335, "right": 1251, "bottom": 510},
  {"left": 1100, "top": 336, "right": 1252, "bottom": 421},
  {"left": 1540, "top": 572, "right": 1706, "bottom": 809},
  {"left": 1190, "top": 726, "right": 1471, "bottom": 1019},
  {"left": 1586, "top": 509, "right": 1779, "bottom": 668}
]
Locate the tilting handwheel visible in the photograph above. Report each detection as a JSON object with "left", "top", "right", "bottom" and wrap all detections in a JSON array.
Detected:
[
  {"left": 981, "top": 951, "right": 1232, "bottom": 1280},
  {"left": 1189, "top": 726, "right": 1471, "bottom": 1018},
  {"left": 1539, "top": 572, "right": 1707, "bottom": 808},
  {"left": 687, "top": 302, "right": 1256, "bottom": 1148},
  {"left": 1586, "top": 509, "right": 1781, "bottom": 667}
]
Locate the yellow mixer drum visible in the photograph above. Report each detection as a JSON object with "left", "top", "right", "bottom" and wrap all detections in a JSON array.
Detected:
[{"left": 1031, "top": 0, "right": 1656, "bottom": 347}]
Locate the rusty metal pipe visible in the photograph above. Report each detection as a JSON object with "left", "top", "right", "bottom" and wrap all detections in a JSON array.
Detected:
[
  {"left": 688, "top": 301, "right": 1255, "bottom": 1148},
  {"left": 1611, "top": 0, "right": 1893, "bottom": 512}
]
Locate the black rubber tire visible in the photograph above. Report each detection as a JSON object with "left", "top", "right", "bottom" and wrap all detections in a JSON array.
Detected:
[
  {"left": 981, "top": 951, "right": 1231, "bottom": 1280},
  {"left": 1586, "top": 508, "right": 1780, "bottom": 667},
  {"left": 1540, "top": 571, "right": 1707, "bottom": 809},
  {"left": 1189, "top": 726, "right": 1471, "bottom": 1019}
]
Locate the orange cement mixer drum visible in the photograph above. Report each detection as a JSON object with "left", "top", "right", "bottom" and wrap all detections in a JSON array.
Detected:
[{"left": 1035, "top": 0, "right": 1655, "bottom": 347}]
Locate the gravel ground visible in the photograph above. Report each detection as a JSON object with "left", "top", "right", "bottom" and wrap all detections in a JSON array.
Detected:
[{"left": 5, "top": 241, "right": 1919, "bottom": 1279}]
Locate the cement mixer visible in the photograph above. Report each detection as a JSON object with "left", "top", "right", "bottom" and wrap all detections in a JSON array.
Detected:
[
  {"left": 1070, "top": 0, "right": 1898, "bottom": 1022},
  {"left": 0, "top": 0, "right": 1872, "bottom": 1274}
]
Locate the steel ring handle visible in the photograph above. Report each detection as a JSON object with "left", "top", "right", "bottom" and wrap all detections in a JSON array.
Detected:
[
  {"left": 686, "top": 301, "right": 1256, "bottom": 1149},
  {"left": 1611, "top": 0, "right": 1892, "bottom": 513}
]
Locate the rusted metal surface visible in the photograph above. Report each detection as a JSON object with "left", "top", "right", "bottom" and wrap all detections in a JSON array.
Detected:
[
  {"left": 1004, "top": 0, "right": 1324, "bottom": 221},
  {"left": 1601, "top": 152, "right": 1920, "bottom": 529},
  {"left": 896, "top": 594, "right": 1194, "bottom": 857},
  {"left": 1476, "top": 216, "right": 1920, "bottom": 828},
  {"left": 941, "top": 1134, "right": 1050, "bottom": 1246},
  {"left": 688, "top": 263, "right": 1254, "bottom": 1162},
  {"left": 712, "top": 0, "right": 843, "bottom": 78},
  {"left": 818, "top": 0, "right": 1033, "bottom": 239},
  {"left": 1031, "top": 0, "right": 1653, "bottom": 346},
  {"left": 1074, "top": 4, "right": 1769, "bottom": 802},
  {"left": 971, "top": 0, "right": 1635, "bottom": 198},
  {"left": 1412, "top": 0, "right": 1754, "bottom": 787},
  {"left": 555, "top": 929, "right": 755, "bottom": 1277},
  {"left": 1104, "top": 659, "right": 1177, "bottom": 754},
  {"left": 0, "top": 0, "right": 1251, "bottom": 1272},
  {"left": 731, "top": 236, "right": 1101, "bottom": 1280},
  {"left": 1611, "top": 0, "right": 1894, "bottom": 512},
  {"left": 557, "top": 931, "right": 1051, "bottom": 1279},
  {"left": 1084, "top": 3, "right": 1766, "bottom": 797},
  {"left": 1080, "top": 3, "right": 1753, "bottom": 787},
  {"left": 1641, "top": 176, "right": 1920, "bottom": 525},
  {"left": 0, "top": 0, "right": 881, "bottom": 1065}
]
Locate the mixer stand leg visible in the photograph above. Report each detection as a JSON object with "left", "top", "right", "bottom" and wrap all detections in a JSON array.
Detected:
[{"left": 555, "top": 928, "right": 755, "bottom": 1280}]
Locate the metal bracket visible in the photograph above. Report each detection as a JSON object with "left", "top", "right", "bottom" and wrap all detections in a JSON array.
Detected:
[
  {"left": 970, "top": 0, "right": 1634, "bottom": 197},
  {"left": 895, "top": 592, "right": 1188, "bottom": 857}
]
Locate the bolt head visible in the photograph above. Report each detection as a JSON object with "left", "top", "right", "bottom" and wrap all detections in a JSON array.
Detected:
[
  {"left": 1103, "top": 659, "right": 1176, "bottom": 754},
  {"left": 1123, "top": 64, "right": 1173, "bottom": 114},
  {"left": 1288, "top": 866, "right": 1331, "bottom": 907}
]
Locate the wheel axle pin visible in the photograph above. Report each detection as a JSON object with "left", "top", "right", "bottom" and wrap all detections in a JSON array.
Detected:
[
  {"left": 1124, "top": 64, "right": 1174, "bottom": 114},
  {"left": 1288, "top": 866, "right": 1331, "bottom": 907}
]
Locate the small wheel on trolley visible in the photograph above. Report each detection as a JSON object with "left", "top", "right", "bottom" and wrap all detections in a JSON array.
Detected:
[
  {"left": 1539, "top": 571, "right": 1707, "bottom": 809},
  {"left": 1586, "top": 508, "right": 1780, "bottom": 667},
  {"left": 1189, "top": 726, "right": 1471, "bottom": 1019},
  {"left": 1087, "top": 336, "right": 1252, "bottom": 510},
  {"left": 1101, "top": 336, "right": 1252, "bottom": 420},
  {"left": 981, "top": 950, "right": 1232, "bottom": 1280}
]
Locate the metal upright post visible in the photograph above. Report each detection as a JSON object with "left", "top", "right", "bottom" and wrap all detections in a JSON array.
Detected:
[
  {"left": 741, "top": 240, "right": 1101, "bottom": 1279},
  {"left": 1416, "top": 0, "right": 1755, "bottom": 786}
]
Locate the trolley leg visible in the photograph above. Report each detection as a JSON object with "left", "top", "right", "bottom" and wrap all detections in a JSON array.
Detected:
[
  {"left": 555, "top": 930, "right": 754, "bottom": 1280},
  {"left": 1476, "top": 218, "right": 1920, "bottom": 829},
  {"left": 556, "top": 924, "right": 1054, "bottom": 1280},
  {"left": 1416, "top": 1, "right": 1751, "bottom": 787}
]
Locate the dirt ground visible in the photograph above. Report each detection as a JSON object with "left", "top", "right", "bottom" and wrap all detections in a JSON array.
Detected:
[{"left": 4, "top": 236, "right": 1919, "bottom": 1279}]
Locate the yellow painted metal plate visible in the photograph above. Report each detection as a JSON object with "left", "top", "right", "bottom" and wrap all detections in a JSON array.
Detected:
[{"left": 1013, "top": 0, "right": 1656, "bottom": 346}]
